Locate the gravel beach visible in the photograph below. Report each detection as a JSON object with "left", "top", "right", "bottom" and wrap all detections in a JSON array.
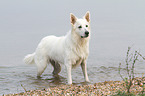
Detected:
[{"left": 3, "top": 77, "right": 145, "bottom": 96}]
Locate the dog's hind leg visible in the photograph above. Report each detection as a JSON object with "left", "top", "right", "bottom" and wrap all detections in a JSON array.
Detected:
[
  {"left": 50, "top": 60, "right": 61, "bottom": 75},
  {"left": 35, "top": 58, "right": 48, "bottom": 77}
]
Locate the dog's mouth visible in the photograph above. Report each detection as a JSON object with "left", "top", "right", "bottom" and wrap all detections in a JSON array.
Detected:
[{"left": 81, "top": 35, "right": 89, "bottom": 38}]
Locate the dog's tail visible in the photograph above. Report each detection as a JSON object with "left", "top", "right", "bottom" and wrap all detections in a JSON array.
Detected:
[{"left": 23, "top": 53, "right": 35, "bottom": 64}]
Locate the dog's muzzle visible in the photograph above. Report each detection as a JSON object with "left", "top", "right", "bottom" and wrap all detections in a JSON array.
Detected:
[
  {"left": 81, "top": 31, "right": 89, "bottom": 38},
  {"left": 85, "top": 31, "right": 89, "bottom": 36}
]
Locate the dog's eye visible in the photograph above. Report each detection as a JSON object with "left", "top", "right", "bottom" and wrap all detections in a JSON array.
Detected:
[
  {"left": 86, "top": 25, "right": 88, "bottom": 27},
  {"left": 78, "top": 26, "right": 82, "bottom": 29}
]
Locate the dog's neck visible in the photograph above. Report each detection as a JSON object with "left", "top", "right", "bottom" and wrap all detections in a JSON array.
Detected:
[
  {"left": 65, "top": 30, "right": 89, "bottom": 58},
  {"left": 68, "top": 30, "right": 90, "bottom": 47}
]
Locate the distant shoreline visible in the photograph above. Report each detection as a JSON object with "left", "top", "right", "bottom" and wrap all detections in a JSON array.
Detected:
[{"left": 4, "top": 77, "right": 145, "bottom": 96}]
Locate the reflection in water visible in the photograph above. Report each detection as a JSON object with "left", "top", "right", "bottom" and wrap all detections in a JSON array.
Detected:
[
  {"left": 1, "top": 63, "right": 145, "bottom": 95},
  {"left": 48, "top": 75, "right": 63, "bottom": 84},
  {"left": 41, "top": 74, "right": 66, "bottom": 85},
  {"left": 25, "top": 73, "right": 66, "bottom": 88}
]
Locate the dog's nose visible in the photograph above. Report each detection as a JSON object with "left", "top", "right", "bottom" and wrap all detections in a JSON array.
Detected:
[{"left": 85, "top": 31, "right": 89, "bottom": 35}]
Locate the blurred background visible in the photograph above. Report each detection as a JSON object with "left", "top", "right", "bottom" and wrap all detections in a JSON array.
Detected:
[{"left": 0, "top": 0, "right": 145, "bottom": 94}]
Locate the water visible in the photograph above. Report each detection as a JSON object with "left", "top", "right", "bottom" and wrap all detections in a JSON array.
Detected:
[{"left": 0, "top": 0, "right": 145, "bottom": 95}]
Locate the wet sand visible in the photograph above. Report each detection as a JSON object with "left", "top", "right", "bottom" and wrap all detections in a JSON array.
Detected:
[{"left": 4, "top": 77, "right": 145, "bottom": 96}]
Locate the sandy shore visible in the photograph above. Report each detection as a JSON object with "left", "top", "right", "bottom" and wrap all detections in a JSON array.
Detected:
[{"left": 3, "top": 77, "right": 145, "bottom": 96}]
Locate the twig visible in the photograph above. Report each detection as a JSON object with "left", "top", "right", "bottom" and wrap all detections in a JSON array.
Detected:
[
  {"left": 126, "top": 47, "right": 131, "bottom": 79},
  {"left": 137, "top": 52, "right": 145, "bottom": 60},
  {"left": 21, "top": 84, "right": 27, "bottom": 92},
  {"left": 118, "top": 63, "right": 125, "bottom": 81},
  {"left": 131, "top": 51, "right": 138, "bottom": 79}
]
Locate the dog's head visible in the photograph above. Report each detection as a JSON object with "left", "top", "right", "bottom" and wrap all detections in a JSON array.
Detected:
[{"left": 70, "top": 11, "right": 90, "bottom": 38}]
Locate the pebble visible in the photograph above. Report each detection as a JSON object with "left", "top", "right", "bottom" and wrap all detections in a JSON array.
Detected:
[{"left": 3, "top": 77, "right": 145, "bottom": 96}]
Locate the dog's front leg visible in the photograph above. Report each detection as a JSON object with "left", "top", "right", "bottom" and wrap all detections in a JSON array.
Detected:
[
  {"left": 65, "top": 61, "right": 72, "bottom": 84},
  {"left": 81, "top": 60, "right": 90, "bottom": 82}
]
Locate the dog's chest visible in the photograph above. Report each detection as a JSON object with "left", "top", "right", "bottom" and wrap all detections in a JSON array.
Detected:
[
  {"left": 73, "top": 45, "right": 88, "bottom": 58},
  {"left": 71, "top": 58, "right": 82, "bottom": 68},
  {"left": 70, "top": 47, "right": 88, "bottom": 67}
]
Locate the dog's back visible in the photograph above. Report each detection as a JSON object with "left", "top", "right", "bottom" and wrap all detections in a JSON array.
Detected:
[{"left": 24, "top": 35, "right": 65, "bottom": 64}]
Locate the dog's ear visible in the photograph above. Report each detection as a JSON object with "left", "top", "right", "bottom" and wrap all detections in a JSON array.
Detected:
[
  {"left": 70, "top": 13, "right": 77, "bottom": 25},
  {"left": 84, "top": 11, "right": 90, "bottom": 22}
]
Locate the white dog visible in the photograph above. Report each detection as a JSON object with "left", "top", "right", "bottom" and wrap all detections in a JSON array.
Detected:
[{"left": 24, "top": 11, "right": 91, "bottom": 84}]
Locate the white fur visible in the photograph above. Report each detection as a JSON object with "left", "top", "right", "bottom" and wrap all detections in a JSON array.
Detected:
[{"left": 23, "top": 11, "right": 91, "bottom": 84}]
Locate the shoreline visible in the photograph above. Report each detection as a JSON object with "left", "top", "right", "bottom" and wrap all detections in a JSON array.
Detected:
[{"left": 3, "top": 77, "right": 145, "bottom": 96}]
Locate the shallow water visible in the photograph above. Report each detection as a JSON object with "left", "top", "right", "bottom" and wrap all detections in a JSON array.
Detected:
[{"left": 0, "top": 0, "right": 145, "bottom": 95}]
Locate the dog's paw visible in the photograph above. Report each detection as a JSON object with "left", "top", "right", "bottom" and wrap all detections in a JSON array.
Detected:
[
  {"left": 85, "top": 80, "right": 90, "bottom": 83},
  {"left": 67, "top": 81, "right": 73, "bottom": 85}
]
